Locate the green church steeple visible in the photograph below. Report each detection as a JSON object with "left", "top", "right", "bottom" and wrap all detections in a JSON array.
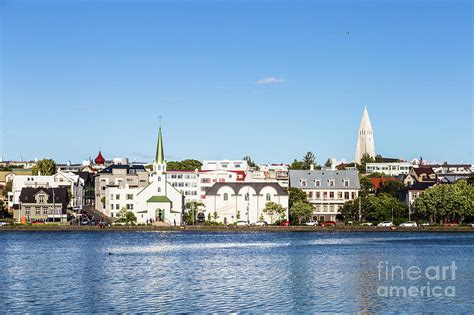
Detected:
[{"left": 155, "top": 127, "right": 165, "bottom": 164}]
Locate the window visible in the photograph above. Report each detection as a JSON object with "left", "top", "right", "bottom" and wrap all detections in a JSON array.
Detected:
[
  {"left": 158, "top": 176, "right": 161, "bottom": 181},
  {"left": 329, "top": 192, "right": 334, "bottom": 199},
  {"left": 300, "top": 179, "right": 307, "bottom": 187},
  {"left": 266, "top": 193, "right": 271, "bottom": 201},
  {"left": 315, "top": 192, "right": 321, "bottom": 199},
  {"left": 337, "top": 192, "right": 343, "bottom": 199},
  {"left": 323, "top": 192, "right": 328, "bottom": 199},
  {"left": 245, "top": 193, "right": 249, "bottom": 201},
  {"left": 127, "top": 204, "right": 133, "bottom": 210},
  {"left": 308, "top": 192, "right": 313, "bottom": 199},
  {"left": 328, "top": 180, "right": 335, "bottom": 187},
  {"left": 315, "top": 180, "right": 321, "bottom": 187},
  {"left": 351, "top": 192, "right": 357, "bottom": 200},
  {"left": 223, "top": 193, "right": 228, "bottom": 201},
  {"left": 39, "top": 195, "right": 45, "bottom": 203},
  {"left": 43, "top": 208, "right": 48, "bottom": 215},
  {"left": 343, "top": 179, "right": 350, "bottom": 187},
  {"left": 344, "top": 192, "right": 350, "bottom": 200},
  {"left": 126, "top": 194, "right": 133, "bottom": 200},
  {"left": 115, "top": 204, "right": 120, "bottom": 210},
  {"left": 35, "top": 207, "right": 41, "bottom": 215},
  {"left": 111, "top": 204, "right": 114, "bottom": 210},
  {"left": 115, "top": 194, "right": 120, "bottom": 200}
]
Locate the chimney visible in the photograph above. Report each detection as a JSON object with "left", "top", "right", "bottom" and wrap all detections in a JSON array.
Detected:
[
  {"left": 310, "top": 164, "right": 314, "bottom": 171},
  {"left": 46, "top": 182, "right": 49, "bottom": 189}
]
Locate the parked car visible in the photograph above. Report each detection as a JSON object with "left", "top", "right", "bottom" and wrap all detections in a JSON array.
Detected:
[
  {"left": 305, "top": 220, "right": 318, "bottom": 226},
  {"left": 0, "top": 222, "right": 8, "bottom": 226},
  {"left": 400, "top": 221, "right": 417, "bottom": 227},
  {"left": 279, "top": 221, "right": 291, "bottom": 226},
  {"left": 320, "top": 221, "right": 336, "bottom": 227},
  {"left": 197, "top": 213, "right": 205, "bottom": 223},
  {"left": 360, "top": 222, "right": 373, "bottom": 226},
  {"left": 470, "top": 222, "right": 474, "bottom": 227},
  {"left": 443, "top": 220, "right": 460, "bottom": 227},
  {"left": 236, "top": 220, "right": 249, "bottom": 227},
  {"left": 253, "top": 221, "right": 268, "bottom": 227},
  {"left": 81, "top": 219, "right": 90, "bottom": 225},
  {"left": 377, "top": 221, "right": 394, "bottom": 227}
]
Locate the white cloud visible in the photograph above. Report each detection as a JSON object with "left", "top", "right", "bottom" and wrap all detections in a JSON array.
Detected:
[{"left": 256, "top": 77, "right": 285, "bottom": 85}]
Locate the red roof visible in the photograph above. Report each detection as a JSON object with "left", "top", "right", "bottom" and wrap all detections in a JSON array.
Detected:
[
  {"left": 369, "top": 177, "right": 399, "bottom": 189},
  {"left": 94, "top": 151, "right": 105, "bottom": 165}
]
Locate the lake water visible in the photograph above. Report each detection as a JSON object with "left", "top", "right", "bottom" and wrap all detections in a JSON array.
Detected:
[{"left": 0, "top": 231, "right": 473, "bottom": 313}]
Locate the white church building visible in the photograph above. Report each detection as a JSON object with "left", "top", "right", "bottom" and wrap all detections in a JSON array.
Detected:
[{"left": 101, "top": 126, "right": 184, "bottom": 225}]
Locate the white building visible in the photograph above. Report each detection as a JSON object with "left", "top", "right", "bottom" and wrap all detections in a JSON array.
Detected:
[
  {"left": 8, "top": 171, "right": 85, "bottom": 210},
  {"left": 202, "top": 160, "right": 249, "bottom": 172},
  {"left": 366, "top": 162, "right": 413, "bottom": 176},
  {"left": 97, "top": 126, "right": 184, "bottom": 225},
  {"left": 355, "top": 106, "right": 375, "bottom": 164},
  {"left": 289, "top": 169, "right": 360, "bottom": 222},
  {"left": 203, "top": 182, "right": 289, "bottom": 224}
]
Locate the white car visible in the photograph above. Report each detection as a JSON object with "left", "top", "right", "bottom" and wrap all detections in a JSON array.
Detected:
[
  {"left": 237, "top": 220, "right": 249, "bottom": 227},
  {"left": 400, "top": 221, "right": 417, "bottom": 227},
  {"left": 360, "top": 222, "right": 373, "bottom": 226},
  {"left": 0, "top": 222, "right": 8, "bottom": 227},
  {"left": 254, "top": 221, "right": 268, "bottom": 227},
  {"left": 470, "top": 222, "right": 474, "bottom": 227},
  {"left": 377, "top": 221, "right": 394, "bottom": 227},
  {"left": 305, "top": 220, "right": 318, "bottom": 226}
]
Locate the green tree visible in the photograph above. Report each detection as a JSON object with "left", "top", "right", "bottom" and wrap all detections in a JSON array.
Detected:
[
  {"left": 115, "top": 207, "right": 137, "bottom": 224},
  {"left": 32, "top": 159, "right": 56, "bottom": 175},
  {"left": 263, "top": 202, "right": 286, "bottom": 223},
  {"left": 357, "top": 153, "right": 375, "bottom": 173},
  {"left": 212, "top": 211, "right": 219, "bottom": 221},
  {"left": 289, "top": 159, "right": 306, "bottom": 170},
  {"left": 324, "top": 159, "right": 333, "bottom": 168},
  {"left": 2, "top": 180, "right": 12, "bottom": 198},
  {"left": 379, "top": 180, "right": 405, "bottom": 198},
  {"left": 340, "top": 193, "right": 407, "bottom": 222},
  {"left": 290, "top": 201, "right": 313, "bottom": 224},
  {"left": 303, "top": 151, "right": 316, "bottom": 169},
  {"left": 375, "top": 154, "right": 384, "bottom": 162},
  {"left": 167, "top": 159, "right": 202, "bottom": 171},
  {"left": 243, "top": 156, "right": 258, "bottom": 169},
  {"left": 414, "top": 181, "right": 474, "bottom": 224},
  {"left": 288, "top": 187, "right": 307, "bottom": 209},
  {"left": 359, "top": 176, "right": 374, "bottom": 197},
  {"left": 185, "top": 201, "right": 204, "bottom": 225}
]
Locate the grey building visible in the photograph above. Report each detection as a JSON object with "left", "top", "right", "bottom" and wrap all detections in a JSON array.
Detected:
[
  {"left": 289, "top": 169, "right": 360, "bottom": 222},
  {"left": 16, "top": 187, "right": 68, "bottom": 223},
  {"left": 94, "top": 165, "right": 149, "bottom": 212}
]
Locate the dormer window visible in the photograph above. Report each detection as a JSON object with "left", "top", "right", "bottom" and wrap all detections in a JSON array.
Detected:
[
  {"left": 315, "top": 180, "right": 321, "bottom": 187},
  {"left": 328, "top": 179, "right": 335, "bottom": 187},
  {"left": 343, "top": 179, "right": 350, "bottom": 187},
  {"left": 301, "top": 179, "right": 307, "bottom": 187},
  {"left": 39, "top": 195, "right": 45, "bottom": 203}
]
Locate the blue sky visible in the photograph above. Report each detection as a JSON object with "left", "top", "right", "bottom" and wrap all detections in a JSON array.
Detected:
[{"left": 1, "top": 0, "right": 472, "bottom": 164}]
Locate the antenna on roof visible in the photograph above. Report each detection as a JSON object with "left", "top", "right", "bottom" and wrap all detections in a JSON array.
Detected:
[{"left": 158, "top": 115, "right": 163, "bottom": 127}]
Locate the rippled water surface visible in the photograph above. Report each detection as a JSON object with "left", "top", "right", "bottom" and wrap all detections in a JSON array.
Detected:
[{"left": 0, "top": 231, "right": 473, "bottom": 313}]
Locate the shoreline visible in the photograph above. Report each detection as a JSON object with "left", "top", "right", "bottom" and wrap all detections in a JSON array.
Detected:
[{"left": 1, "top": 225, "right": 473, "bottom": 233}]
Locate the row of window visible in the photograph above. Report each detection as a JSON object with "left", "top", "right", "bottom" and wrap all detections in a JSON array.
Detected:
[
  {"left": 222, "top": 193, "right": 272, "bottom": 202},
  {"left": 314, "top": 204, "right": 342, "bottom": 212},
  {"left": 169, "top": 174, "right": 197, "bottom": 180},
  {"left": 110, "top": 194, "right": 134, "bottom": 200},
  {"left": 300, "top": 179, "right": 350, "bottom": 187},
  {"left": 171, "top": 182, "right": 198, "bottom": 188},
  {"left": 110, "top": 204, "right": 134, "bottom": 210},
  {"left": 307, "top": 191, "right": 357, "bottom": 200}
]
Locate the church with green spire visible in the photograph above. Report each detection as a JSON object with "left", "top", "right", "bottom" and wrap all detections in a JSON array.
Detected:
[{"left": 153, "top": 127, "right": 167, "bottom": 174}]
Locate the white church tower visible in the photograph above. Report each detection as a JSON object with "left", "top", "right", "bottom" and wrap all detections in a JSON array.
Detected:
[{"left": 355, "top": 106, "right": 376, "bottom": 164}]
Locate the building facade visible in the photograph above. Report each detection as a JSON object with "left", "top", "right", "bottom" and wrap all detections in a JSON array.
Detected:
[
  {"left": 15, "top": 187, "right": 68, "bottom": 223},
  {"left": 366, "top": 162, "right": 413, "bottom": 176},
  {"left": 289, "top": 169, "right": 360, "bottom": 222},
  {"left": 203, "top": 182, "right": 289, "bottom": 224}
]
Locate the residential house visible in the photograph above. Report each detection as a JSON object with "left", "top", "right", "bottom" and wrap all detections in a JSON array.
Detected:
[{"left": 15, "top": 187, "right": 68, "bottom": 223}]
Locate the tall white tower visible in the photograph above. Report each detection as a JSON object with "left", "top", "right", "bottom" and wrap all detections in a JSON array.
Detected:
[{"left": 355, "top": 106, "right": 376, "bottom": 164}]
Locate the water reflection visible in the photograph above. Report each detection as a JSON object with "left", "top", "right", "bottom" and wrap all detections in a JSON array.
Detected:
[{"left": 0, "top": 231, "right": 472, "bottom": 313}]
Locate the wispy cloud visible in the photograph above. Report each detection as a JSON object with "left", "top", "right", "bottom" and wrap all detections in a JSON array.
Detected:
[{"left": 256, "top": 77, "right": 285, "bottom": 85}]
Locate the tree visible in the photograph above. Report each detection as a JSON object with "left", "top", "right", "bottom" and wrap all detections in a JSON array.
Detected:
[
  {"left": 288, "top": 187, "right": 307, "bottom": 209},
  {"left": 212, "top": 211, "right": 219, "bottom": 221},
  {"left": 357, "top": 153, "right": 375, "bottom": 173},
  {"left": 185, "top": 201, "right": 204, "bottom": 225},
  {"left": 167, "top": 159, "right": 202, "bottom": 171},
  {"left": 340, "top": 193, "right": 407, "bottom": 222},
  {"left": 324, "top": 159, "right": 333, "bottom": 168},
  {"left": 303, "top": 151, "right": 316, "bottom": 169},
  {"left": 243, "top": 156, "right": 258, "bottom": 169},
  {"left": 289, "top": 159, "right": 306, "bottom": 170},
  {"left": 375, "top": 154, "right": 384, "bottom": 162},
  {"left": 379, "top": 180, "right": 405, "bottom": 198},
  {"left": 263, "top": 202, "right": 286, "bottom": 223},
  {"left": 2, "top": 180, "right": 12, "bottom": 198},
  {"left": 290, "top": 201, "right": 313, "bottom": 224},
  {"left": 32, "top": 159, "right": 56, "bottom": 175},
  {"left": 359, "top": 176, "right": 374, "bottom": 197},
  {"left": 414, "top": 181, "right": 474, "bottom": 224},
  {"left": 115, "top": 207, "right": 137, "bottom": 225}
]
